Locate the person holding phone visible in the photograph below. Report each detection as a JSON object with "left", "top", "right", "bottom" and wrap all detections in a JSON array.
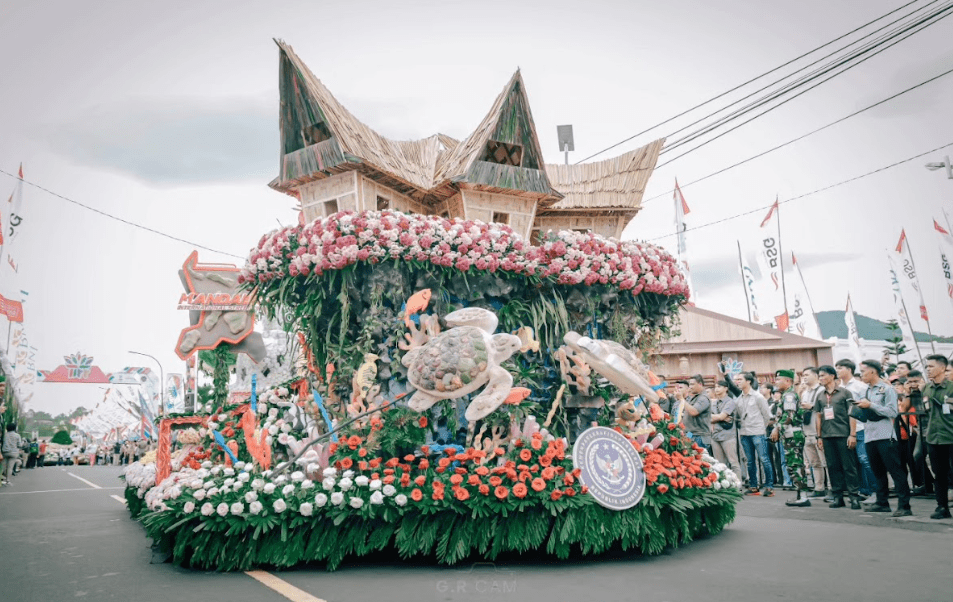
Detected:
[{"left": 855, "top": 360, "right": 911, "bottom": 516}]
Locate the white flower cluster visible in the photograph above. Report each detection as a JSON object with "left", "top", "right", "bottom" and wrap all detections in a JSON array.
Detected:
[{"left": 123, "top": 461, "right": 157, "bottom": 498}]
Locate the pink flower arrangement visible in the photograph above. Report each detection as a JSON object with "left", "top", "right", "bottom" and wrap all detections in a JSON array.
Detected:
[{"left": 239, "top": 210, "right": 689, "bottom": 298}]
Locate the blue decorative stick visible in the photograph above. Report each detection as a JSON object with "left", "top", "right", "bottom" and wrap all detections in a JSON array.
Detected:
[
  {"left": 250, "top": 374, "right": 258, "bottom": 414},
  {"left": 311, "top": 385, "right": 338, "bottom": 442},
  {"left": 212, "top": 429, "right": 239, "bottom": 465}
]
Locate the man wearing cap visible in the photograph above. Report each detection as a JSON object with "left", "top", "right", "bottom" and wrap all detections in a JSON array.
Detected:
[{"left": 770, "top": 369, "right": 810, "bottom": 507}]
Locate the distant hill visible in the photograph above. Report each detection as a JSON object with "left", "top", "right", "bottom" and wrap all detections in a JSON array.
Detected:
[{"left": 816, "top": 310, "right": 953, "bottom": 343}]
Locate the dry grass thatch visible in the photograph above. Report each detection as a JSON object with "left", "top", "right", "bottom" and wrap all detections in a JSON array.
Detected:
[{"left": 544, "top": 139, "right": 665, "bottom": 210}]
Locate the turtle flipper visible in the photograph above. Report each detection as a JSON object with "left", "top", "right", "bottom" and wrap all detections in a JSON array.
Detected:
[
  {"left": 465, "top": 367, "right": 513, "bottom": 421},
  {"left": 408, "top": 389, "right": 441, "bottom": 412}
]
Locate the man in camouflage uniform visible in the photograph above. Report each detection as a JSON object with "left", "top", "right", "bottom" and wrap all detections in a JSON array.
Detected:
[{"left": 770, "top": 369, "right": 811, "bottom": 507}]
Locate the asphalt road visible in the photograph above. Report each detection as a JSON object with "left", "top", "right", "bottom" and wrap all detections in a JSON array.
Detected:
[{"left": 1, "top": 465, "right": 950, "bottom": 602}]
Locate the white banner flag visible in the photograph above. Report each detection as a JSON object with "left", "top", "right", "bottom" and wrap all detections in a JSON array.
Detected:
[
  {"left": 934, "top": 218, "right": 953, "bottom": 310},
  {"left": 2, "top": 164, "right": 25, "bottom": 282},
  {"left": 10, "top": 322, "right": 35, "bottom": 407},
  {"left": 892, "top": 229, "right": 930, "bottom": 328},
  {"left": 886, "top": 252, "right": 920, "bottom": 362},
  {"left": 737, "top": 241, "right": 762, "bottom": 323},
  {"left": 752, "top": 199, "right": 788, "bottom": 330},
  {"left": 844, "top": 294, "right": 862, "bottom": 365},
  {"left": 673, "top": 179, "right": 697, "bottom": 305},
  {"left": 788, "top": 252, "right": 822, "bottom": 339}
]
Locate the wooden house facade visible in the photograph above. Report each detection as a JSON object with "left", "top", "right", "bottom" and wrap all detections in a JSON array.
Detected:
[{"left": 269, "top": 40, "right": 663, "bottom": 240}]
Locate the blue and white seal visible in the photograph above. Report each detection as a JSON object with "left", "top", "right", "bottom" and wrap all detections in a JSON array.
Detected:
[{"left": 572, "top": 426, "right": 646, "bottom": 510}]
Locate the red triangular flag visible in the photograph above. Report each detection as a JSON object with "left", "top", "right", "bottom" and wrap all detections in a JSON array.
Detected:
[
  {"left": 896, "top": 229, "right": 906, "bottom": 253},
  {"left": 760, "top": 199, "right": 779, "bottom": 228},
  {"left": 17, "top": 163, "right": 23, "bottom": 179},
  {"left": 775, "top": 312, "right": 790, "bottom": 332},
  {"left": 791, "top": 252, "right": 798, "bottom": 265},
  {"left": 935, "top": 219, "right": 950, "bottom": 235},
  {"left": 674, "top": 180, "right": 690, "bottom": 215}
]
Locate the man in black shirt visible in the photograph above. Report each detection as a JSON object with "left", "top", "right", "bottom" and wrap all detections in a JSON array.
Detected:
[{"left": 815, "top": 365, "right": 861, "bottom": 509}]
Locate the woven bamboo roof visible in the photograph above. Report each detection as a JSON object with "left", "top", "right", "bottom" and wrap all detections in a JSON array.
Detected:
[
  {"left": 543, "top": 139, "right": 665, "bottom": 211},
  {"left": 272, "top": 40, "right": 662, "bottom": 211}
]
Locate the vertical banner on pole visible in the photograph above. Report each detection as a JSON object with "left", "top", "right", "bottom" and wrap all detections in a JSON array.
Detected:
[
  {"left": 844, "top": 294, "right": 863, "bottom": 365},
  {"left": 789, "top": 252, "right": 822, "bottom": 339},
  {"left": 753, "top": 199, "right": 787, "bottom": 330},
  {"left": 933, "top": 218, "right": 953, "bottom": 311},
  {"left": 886, "top": 252, "right": 923, "bottom": 365},
  {"left": 673, "top": 179, "right": 696, "bottom": 305},
  {"left": 737, "top": 241, "right": 761, "bottom": 323}
]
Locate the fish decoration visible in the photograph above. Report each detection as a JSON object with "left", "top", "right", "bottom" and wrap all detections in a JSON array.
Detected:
[
  {"left": 353, "top": 353, "right": 379, "bottom": 400},
  {"left": 403, "top": 288, "right": 432, "bottom": 327},
  {"left": 240, "top": 408, "right": 271, "bottom": 470},
  {"left": 512, "top": 326, "right": 540, "bottom": 353},
  {"left": 503, "top": 387, "right": 532, "bottom": 405}
]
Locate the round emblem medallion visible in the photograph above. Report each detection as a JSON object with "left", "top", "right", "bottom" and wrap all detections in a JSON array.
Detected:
[{"left": 572, "top": 426, "right": 646, "bottom": 510}]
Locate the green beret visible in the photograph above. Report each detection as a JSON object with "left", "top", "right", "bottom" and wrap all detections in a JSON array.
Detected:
[{"left": 775, "top": 369, "right": 795, "bottom": 380}]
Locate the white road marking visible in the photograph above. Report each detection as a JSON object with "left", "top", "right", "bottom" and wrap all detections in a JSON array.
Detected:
[
  {"left": 67, "top": 472, "right": 102, "bottom": 489},
  {"left": 110, "top": 495, "right": 126, "bottom": 505},
  {"left": 0, "top": 487, "right": 123, "bottom": 495},
  {"left": 245, "top": 571, "right": 327, "bottom": 602}
]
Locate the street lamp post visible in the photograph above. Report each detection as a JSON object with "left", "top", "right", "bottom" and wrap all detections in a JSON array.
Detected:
[
  {"left": 925, "top": 155, "right": 953, "bottom": 179},
  {"left": 128, "top": 350, "right": 165, "bottom": 420}
]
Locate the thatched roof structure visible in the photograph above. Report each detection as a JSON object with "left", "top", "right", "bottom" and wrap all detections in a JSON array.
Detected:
[
  {"left": 542, "top": 139, "right": 664, "bottom": 214},
  {"left": 270, "top": 40, "right": 663, "bottom": 218}
]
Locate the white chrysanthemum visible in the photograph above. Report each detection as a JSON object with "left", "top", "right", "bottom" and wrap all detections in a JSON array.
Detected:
[
  {"left": 355, "top": 475, "right": 369, "bottom": 487},
  {"left": 282, "top": 484, "right": 295, "bottom": 496},
  {"left": 263, "top": 483, "right": 276, "bottom": 494},
  {"left": 273, "top": 499, "right": 287, "bottom": 513},
  {"left": 223, "top": 477, "right": 235, "bottom": 487},
  {"left": 290, "top": 471, "right": 305, "bottom": 482},
  {"left": 196, "top": 468, "right": 210, "bottom": 478},
  {"left": 207, "top": 487, "right": 219, "bottom": 498},
  {"left": 268, "top": 425, "right": 279, "bottom": 436},
  {"left": 218, "top": 414, "right": 228, "bottom": 422},
  {"left": 277, "top": 433, "right": 289, "bottom": 445},
  {"left": 244, "top": 491, "right": 258, "bottom": 503},
  {"left": 322, "top": 467, "right": 337, "bottom": 478},
  {"left": 280, "top": 423, "right": 292, "bottom": 433},
  {"left": 230, "top": 502, "right": 244, "bottom": 515},
  {"left": 193, "top": 489, "right": 207, "bottom": 501},
  {"left": 268, "top": 408, "right": 278, "bottom": 419},
  {"left": 183, "top": 501, "right": 196, "bottom": 514},
  {"left": 322, "top": 477, "right": 336, "bottom": 491},
  {"left": 207, "top": 421, "right": 218, "bottom": 431},
  {"left": 252, "top": 479, "right": 265, "bottom": 490},
  {"left": 237, "top": 472, "right": 250, "bottom": 483},
  {"left": 370, "top": 491, "right": 384, "bottom": 505},
  {"left": 342, "top": 470, "right": 355, "bottom": 479},
  {"left": 200, "top": 502, "right": 215, "bottom": 516},
  {"left": 331, "top": 492, "right": 345, "bottom": 506},
  {"left": 713, "top": 481, "right": 722, "bottom": 490},
  {"left": 299, "top": 502, "right": 313, "bottom": 517},
  {"left": 300, "top": 480, "right": 314, "bottom": 490},
  {"left": 211, "top": 466, "right": 222, "bottom": 476},
  {"left": 338, "top": 477, "right": 353, "bottom": 492},
  {"left": 274, "top": 475, "right": 288, "bottom": 485},
  {"left": 216, "top": 503, "right": 229, "bottom": 517},
  {"left": 234, "top": 461, "right": 246, "bottom": 470},
  {"left": 349, "top": 497, "right": 364, "bottom": 509},
  {"left": 382, "top": 484, "right": 396, "bottom": 497},
  {"left": 720, "top": 479, "right": 730, "bottom": 488},
  {"left": 315, "top": 493, "right": 328, "bottom": 507},
  {"left": 203, "top": 481, "right": 215, "bottom": 490},
  {"left": 223, "top": 467, "right": 235, "bottom": 477},
  {"left": 249, "top": 501, "right": 263, "bottom": 515},
  {"left": 395, "top": 494, "right": 407, "bottom": 507}
]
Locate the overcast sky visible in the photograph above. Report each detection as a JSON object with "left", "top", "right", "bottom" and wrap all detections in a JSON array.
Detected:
[{"left": 2, "top": 0, "right": 952, "bottom": 416}]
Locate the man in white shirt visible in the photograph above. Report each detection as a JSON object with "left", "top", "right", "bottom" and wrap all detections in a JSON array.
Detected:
[
  {"left": 836, "top": 359, "right": 876, "bottom": 499},
  {"left": 799, "top": 367, "right": 828, "bottom": 498}
]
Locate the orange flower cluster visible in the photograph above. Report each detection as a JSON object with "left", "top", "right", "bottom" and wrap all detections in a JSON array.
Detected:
[{"left": 641, "top": 447, "right": 717, "bottom": 493}]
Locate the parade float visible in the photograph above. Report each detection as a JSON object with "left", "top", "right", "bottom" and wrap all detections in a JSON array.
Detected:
[
  {"left": 122, "top": 40, "right": 741, "bottom": 571},
  {"left": 122, "top": 211, "right": 742, "bottom": 571}
]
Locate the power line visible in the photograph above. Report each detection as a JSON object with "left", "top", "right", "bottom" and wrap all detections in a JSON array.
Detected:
[
  {"left": 0, "top": 168, "right": 245, "bottom": 260},
  {"left": 645, "top": 141, "right": 953, "bottom": 243},
  {"left": 641, "top": 64, "right": 953, "bottom": 204},
  {"left": 574, "top": 0, "right": 926, "bottom": 163},
  {"left": 655, "top": 3, "right": 953, "bottom": 165},
  {"left": 656, "top": 0, "right": 949, "bottom": 155}
]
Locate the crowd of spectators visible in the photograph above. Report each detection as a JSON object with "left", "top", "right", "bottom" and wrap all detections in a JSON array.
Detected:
[{"left": 656, "top": 355, "right": 953, "bottom": 520}]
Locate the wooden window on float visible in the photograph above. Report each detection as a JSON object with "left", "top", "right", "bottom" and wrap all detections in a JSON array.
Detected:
[{"left": 482, "top": 140, "right": 523, "bottom": 167}]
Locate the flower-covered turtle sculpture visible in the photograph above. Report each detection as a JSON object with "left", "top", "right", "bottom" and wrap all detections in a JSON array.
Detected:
[{"left": 402, "top": 307, "right": 522, "bottom": 421}]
